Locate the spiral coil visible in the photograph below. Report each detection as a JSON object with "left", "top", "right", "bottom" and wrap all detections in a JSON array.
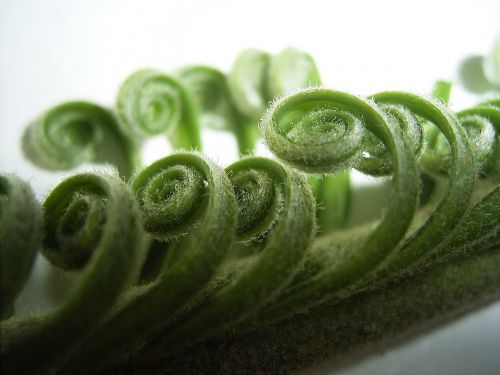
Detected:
[{"left": 2, "top": 55, "right": 499, "bottom": 374}]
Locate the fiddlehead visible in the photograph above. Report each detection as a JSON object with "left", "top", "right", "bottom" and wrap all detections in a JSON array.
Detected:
[
  {"left": 0, "top": 174, "right": 41, "bottom": 319},
  {"left": 175, "top": 48, "right": 323, "bottom": 156},
  {"left": 455, "top": 99, "right": 500, "bottom": 177},
  {"left": 128, "top": 77, "right": 498, "bottom": 375},
  {"left": 0, "top": 172, "right": 146, "bottom": 374},
  {"left": 427, "top": 98, "right": 500, "bottom": 259},
  {"left": 59, "top": 152, "right": 238, "bottom": 373},
  {"left": 172, "top": 49, "right": 349, "bottom": 233},
  {"left": 258, "top": 87, "right": 481, "bottom": 320},
  {"left": 229, "top": 48, "right": 350, "bottom": 232},
  {"left": 3, "top": 46, "right": 499, "bottom": 375},
  {"left": 128, "top": 156, "right": 316, "bottom": 365},
  {"left": 21, "top": 101, "right": 138, "bottom": 179},
  {"left": 368, "top": 92, "right": 476, "bottom": 266},
  {"left": 116, "top": 69, "right": 202, "bottom": 150}
]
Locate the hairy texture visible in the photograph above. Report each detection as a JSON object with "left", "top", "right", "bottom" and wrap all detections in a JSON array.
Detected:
[
  {"left": 174, "top": 48, "right": 324, "bottom": 156},
  {"left": 258, "top": 88, "right": 496, "bottom": 321},
  {"left": 116, "top": 69, "right": 202, "bottom": 150},
  {"left": 229, "top": 48, "right": 349, "bottom": 231},
  {"left": 22, "top": 102, "right": 138, "bottom": 179},
  {"left": 56, "top": 152, "right": 238, "bottom": 373},
  {"left": 0, "top": 172, "right": 146, "bottom": 373},
  {"left": 456, "top": 98, "right": 500, "bottom": 177},
  {"left": 259, "top": 88, "right": 420, "bottom": 318},
  {"left": 108, "top": 243, "right": 500, "bottom": 375},
  {"left": 125, "top": 157, "right": 316, "bottom": 367},
  {"left": 2, "top": 51, "right": 500, "bottom": 375},
  {"left": 0, "top": 175, "right": 41, "bottom": 319}
]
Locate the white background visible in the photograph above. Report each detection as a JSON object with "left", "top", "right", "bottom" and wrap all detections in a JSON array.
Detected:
[{"left": 1, "top": 1, "right": 499, "bottom": 374}]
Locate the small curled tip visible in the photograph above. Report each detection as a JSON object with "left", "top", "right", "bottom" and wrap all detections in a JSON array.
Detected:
[
  {"left": 21, "top": 101, "right": 138, "bottom": 179},
  {"left": 1, "top": 171, "right": 146, "bottom": 374}
]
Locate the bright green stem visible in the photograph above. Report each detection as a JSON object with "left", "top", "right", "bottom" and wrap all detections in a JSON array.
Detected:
[
  {"left": 0, "top": 172, "right": 146, "bottom": 373},
  {"left": 176, "top": 66, "right": 257, "bottom": 155},
  {"left": 116, "top": 69, "right": 202, "bottom": 150},
  {"left": 58, "top": 152, "right": 238, "bottom": 373},
  {"left": 308, "top": 171, "right": 350, "bottom": 233},
  {"left": 234, "top": 116, "right": 259, "bottom": 155},
  {"left": 21, "top": 101, "right": 139, "bottom": 179},
  {"left": 0, "top": 175, "right": 41, "bottom": 319},
  {"left": 432, "top": 80, "right": 452, "bottom": 104}
]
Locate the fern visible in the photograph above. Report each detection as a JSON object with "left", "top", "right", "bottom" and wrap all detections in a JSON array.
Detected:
[{"left": 1, "top": 49, "right": 499, "bottom": 375}]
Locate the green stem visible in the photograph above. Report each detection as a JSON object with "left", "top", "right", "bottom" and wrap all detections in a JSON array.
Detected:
[
  {"left": 121, "top": 244, "right": 500, "bottom": 375},
  {"left": 432, "top": 79, "right": 452, "bottom": 104},
  {"left": 176, "top": 65, "right": 257, "bottom": 155},
  {"left": 308, "top": 171, "right": 350, "bottom": 232}
]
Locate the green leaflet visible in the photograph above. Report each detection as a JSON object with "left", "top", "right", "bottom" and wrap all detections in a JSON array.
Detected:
[
  {"left": 21, "top": 101, "right": 139, "bottom": 179},
  {"left": 228, "top": 49, "right": 272, "bottom": 119}
]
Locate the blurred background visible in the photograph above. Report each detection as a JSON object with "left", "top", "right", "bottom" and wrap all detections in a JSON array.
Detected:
[{"left": 1, "top": 1, "right": 499, "bottom": 374}]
